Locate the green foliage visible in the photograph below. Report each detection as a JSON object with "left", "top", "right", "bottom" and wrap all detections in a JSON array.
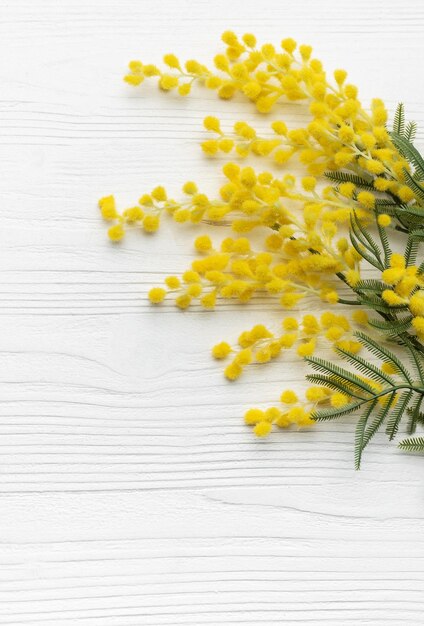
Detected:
[
  {"left": 325, "top": 170, "right": 375, "bottom": 191},
  {"left": 392, "top": 100, "right": 417, "bottom": 142},
  {"left": 341, "top": 205, "right": 424, "bottom": 356},
  {"left": 349, "top": 211, "right": 384, "bottom": 270},
  {"left": 296, "top": 107, "right": 424, "bottom": 467},
  {"left": 403, "top": 169, "right": 424, "bottom": 202},
  {"left": 328, "top": 107, "right": 423, "bottom": 238},
  {"left": 367, "top": 315, "right": 413, "bottom": 336},
  {"left": 405, "top": 121, "right": 417, "bottom": 143},
  {"left": 306, "top": 333, "right": 424, "bottom": 469},
  {"left": 391, "top": 132, "right": 424, "bottom": 179},
  {"left": 398, "top": 437, "right": 424, "bottom": 453},
  {"left": 392, "top": 102, "right": 405, "bottom": 136}
]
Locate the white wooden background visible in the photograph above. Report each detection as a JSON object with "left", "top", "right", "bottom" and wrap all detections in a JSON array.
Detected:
[{"left": 1, "top": 1, "right": 423, "bottom": 624}]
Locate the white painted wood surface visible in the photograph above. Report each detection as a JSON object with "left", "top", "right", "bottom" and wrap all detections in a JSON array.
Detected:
[{"left": 1, "top": 1, "right": 423, "bottom": 624}]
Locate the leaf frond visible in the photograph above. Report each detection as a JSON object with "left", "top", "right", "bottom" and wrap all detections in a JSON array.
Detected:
[
  {"left": 403, "top": 169, "right": 424, "bottom": 203},
  {"left": 311, "top": 399, "right": 366, "bottom": 422},
  {"left": 362, "top": 391, "right": 397, "bottom": 449},
  {"left": 354, "top": 332, "right": 413, "bottom": 383},
  {"left": 306, "top": 356, "right": 377, "bottom": 394},
  {"left": 391, "top": 132, "right": 424, "bottom": 178},
  {"left": 355, "top": 399, "right": 379, "bottom": 469},
  {"left": 334, "top": 347, "right": 396, "bottom": 386},
  {"left": 305, "top": 373, "right": 365, "bottom": 399},
  {"left": 392, "top": 102, "right": 405, "bottom": 136},
  {"left": 326, "top": 170, "right": 375, "bottom": 191},
  {"left": 398, "top": 436, "right": 424, "bottom": 453},
  {"left": 351, "top": 212, "right": 382, "bottom": 260},
  {"left": 368, "top": 315, "right": 413, "bottom": 337},
  {"left": 386, "top": 390, "right": 413, "bottom": 440},
  {"left": 406, "top": 395, "right": 424, "bottom": 435},
  {"left": 405, "top": 121, "right": 417, "bottom": 143}
]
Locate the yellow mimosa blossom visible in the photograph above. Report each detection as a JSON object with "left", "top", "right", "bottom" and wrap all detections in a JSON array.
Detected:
[
  {"left": 148, "top": 287, "right": 166, "bottom": 304},
  {"left": 103, "top": 31, "right": 424, "bottom": 451}
]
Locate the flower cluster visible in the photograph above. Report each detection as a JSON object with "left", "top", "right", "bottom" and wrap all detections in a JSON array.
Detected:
[
  {"left": 380, "top": 253, "right": 424, "bottom": 339},
  {"left": 211, "top": 311, "right": 365, "bottom": 381},
  {"left": 101, "top": 32, "right": 424, "bottom": 454},
  {"left": 125, "top": 31, "right": 412, "bottom": 200},
  {"left": 102, "top": 165, "right": 372, "bottom": 310}
]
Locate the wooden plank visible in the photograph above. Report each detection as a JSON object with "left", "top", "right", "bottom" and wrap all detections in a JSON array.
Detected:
[{"left": 0, "top": 0, "right": 423, "bottom": 624}]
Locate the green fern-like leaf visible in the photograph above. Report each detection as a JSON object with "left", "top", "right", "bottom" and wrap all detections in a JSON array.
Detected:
[
  {"left": 373, "top": 199, "right": 400, "bottom": 209},
  {"left": 306, "top": 332, "right": 424, "bottom": 467},
  {"left": 367, "top": 315, "right": 413, "bottom": 336},
  {"left": 386, "top": 390, "right": 413, "bottom": 440},
  {"left": 311, "top": 400, "right": 365, "bottom": 422},
  {"left": 403, "top": 169, "right": 424, "bottom": 203},
  {"left": 405, "top": 121, "right": 417, "bottom": 143},
  {"left": 354, "top": 332, "right": 413, "bottom": 382},
  {"left": 349, "top": 212, "right": 384, "bottom": 271},
  {"left": 406, "top": 396, "right": 424, "bottom": 435},
  {"left": 358, "top": 293, "right": 400, "bottom": 315},
  {"left": 404, "top": 339, "right": 424, "bottom": 382},
  {"left": 391, "top": 132, "right": 424, "bottom": 178},
  {"left": 376, "top": 218, "right": 391, "bottom": 265},
  {"left": 355, "top": 399, "right": 379, "bottom": 469},
  {"left": 354, "top": 279, "right": 386, "bottom": 292},
  {"left": 404, "top": 230, "right": 423, "bottom": 265},
  {"left": 398, "top": 436, "right": 424, "bottom": 453},
  {"left": 306, "top": 356, "right": 376, "bottom": 394},
  {"left": 362, "top": 391, "right": 397, "bottom": 449},
  {"left": 325, "top": 170, "right": 375, "bottom": 191},
  {"left": 393, "top": 103, "right": 405, "bottom": 136},
  {"left": 334, "top": 347, "right": 396, "bottom": 386},
  {"left": 351, "top": 212, "right": 382, "bottom": 259},
  {"left": 398, "top": 203, "right": 424, "bottom": 219},
  {"left": 305, "top": 373, "right": 365, "bottom": 398}
]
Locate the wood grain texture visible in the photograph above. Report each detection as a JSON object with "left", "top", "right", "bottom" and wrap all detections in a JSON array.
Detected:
[{"left": 0, "top": 0, "right": 423, "bottom": 624}]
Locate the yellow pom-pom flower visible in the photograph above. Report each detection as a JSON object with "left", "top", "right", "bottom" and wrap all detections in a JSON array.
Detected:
[
  {"left": 381, "top": 362, "right": 398, "bottom": 375},
  {"left": 244, "top": 408, "right": 265, "bottom": 425},
  {"left": 377, "top": 214, "right": 391, "bottom": 227},
  {"left": 178, "top": 83, "right": 191, "bottom": 96},
  {"left": 194, "top": 235, "right": 213, "bottom": 253},
  {"left": 242, "top": 33, "right": 256, "bottom": 48},
  {"left": 165, "top": 276, "right": 181, "bottom": 289},
  {"left": 183, "top": 181, "right": 198, "bottom": 195},
  {"left": 254, "top": 421, "right": 272, "bottom": 437},
  {"left": 330, "top": 392, "right": 350, "bottom": 408},
  {"left": 142, "top": 215, "right": 160, "bottom": 232},
  {"left": 203, "top": 116, "right": 222, "bottom": 133},
  {"left": 159, "top": 75, "right": 179, "bottom": 90},
  {"left": 357, "top": 191, "right": 376, "bottom": 209},
  {"left": 175, "top": 294, "right": 191, "bottom": 310},
  {"left": 297, "top": 339, "right": 316, "bottom": 357},
  {"left": 148, "top": 287, "right": 166, "bottom": 304},
  {"left": 390, "top": 253, "right": 406, "bottom": 269},
  {"left": 382, "top": 290, "right": 405, "bottom": 307},
  {"left": 99, "top": 195, "right": 118, "bottom": 220},
  {"left": 283, "top": 317, "right": 298, "bottom": 331},
  {"left": 212, "top": 342, "right": 232, "bottom": 359},
  {"left": 224, "top": 362, "right": 242, "bottom": 381},
  {"left": 280, "top": 390, "right": 298, "bottom": 404},
  {"left": 412, "top": 317, "right": 424, "bottom": 339},
  {"left": 305, "top": 386, "right": 329, "bottom": 403},
  {"left": 410, "top": 292, "right": 424, "bottom": 317},
  {"left": 201, "top": 140, "right": 219, "bottom": 155},
  {"left": 281, "top": 38, "right": 296, "bottom": 53},
  {"left": 108, "top": 224, "right": 125, "bottom": 241}
]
